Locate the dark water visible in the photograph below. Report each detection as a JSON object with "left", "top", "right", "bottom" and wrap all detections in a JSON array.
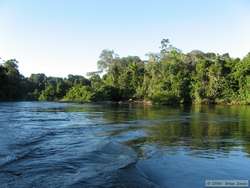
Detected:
[{"left": 0, "top": 102, "right": 250, "bottom": 188}]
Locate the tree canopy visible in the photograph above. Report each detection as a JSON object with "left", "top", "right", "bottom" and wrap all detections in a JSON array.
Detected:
[{"left": 1, "top": 39, "right": 250, "bottom": 105}]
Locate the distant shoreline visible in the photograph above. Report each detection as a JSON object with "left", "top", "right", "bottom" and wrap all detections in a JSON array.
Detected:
[
  {"left": 57, "top": 99, "right": 250, "bottom": 106},
  {"left": 1, "top": 99, "right": 249, "bottom": 106},
  {"left": 0, "top": 99, "right": 249, "bottom": 106}
]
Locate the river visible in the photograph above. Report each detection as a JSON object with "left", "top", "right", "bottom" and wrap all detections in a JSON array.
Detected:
[{"left": 0, "top": 102, "right": 250, "bottom": 187}]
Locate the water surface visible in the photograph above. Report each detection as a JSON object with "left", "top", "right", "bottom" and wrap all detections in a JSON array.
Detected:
[{"left": 0, "top": 102, "right": 250, "bottom": 187}]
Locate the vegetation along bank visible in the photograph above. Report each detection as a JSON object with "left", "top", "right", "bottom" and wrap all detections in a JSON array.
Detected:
[{"left": 1, "top": 39, "right": 250, "bottom": 105}]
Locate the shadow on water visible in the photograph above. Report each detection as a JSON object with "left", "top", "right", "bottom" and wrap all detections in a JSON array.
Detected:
[{"left": 115, "top": 104, "right": 250, "bottom": 156}]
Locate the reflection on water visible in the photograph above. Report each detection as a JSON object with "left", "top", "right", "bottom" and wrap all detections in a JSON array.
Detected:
[{"left": 0, "top": 102, "right": 250, "bottom": 187}]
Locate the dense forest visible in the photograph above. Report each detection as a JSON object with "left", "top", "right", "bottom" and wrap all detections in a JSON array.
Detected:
[{"left": 1, "top": 39, "right": 250, "bottom": 105}]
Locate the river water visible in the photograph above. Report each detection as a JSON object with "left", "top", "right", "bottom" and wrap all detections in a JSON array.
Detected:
[{"left": 0, "top": 102, "right": 250, "bottom": 188}]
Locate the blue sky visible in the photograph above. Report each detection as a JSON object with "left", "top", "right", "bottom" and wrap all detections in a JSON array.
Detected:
[{"left": 0, "top": 0, "right": 250, "bottom": 77}]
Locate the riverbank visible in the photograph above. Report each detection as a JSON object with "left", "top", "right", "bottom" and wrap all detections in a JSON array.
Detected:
[
  {"left": 58, "top": 98, "right": 250, "bottom": 106},
  {"left": 1, "top": 98, "right": 249, "bottom": 106}
]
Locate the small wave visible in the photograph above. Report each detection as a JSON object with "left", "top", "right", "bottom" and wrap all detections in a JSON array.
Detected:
[
  {"left": 0, "top": 148, "right": 37, "bottom": 168},
  {"left": 0, "top": 131, "right": 57, "bottom": 168},
  {"left": 68, "top": 142, "right": 158, "bottom": 187},
  {"left": 30, "top": 118, "right": 70, "bottom": 122}
]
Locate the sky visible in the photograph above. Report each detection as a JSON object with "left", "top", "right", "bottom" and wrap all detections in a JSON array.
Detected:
[{"left": 0, "top": 0, "right": 250, "bottom": 77}]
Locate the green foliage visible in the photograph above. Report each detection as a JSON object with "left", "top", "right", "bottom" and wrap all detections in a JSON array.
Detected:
[
  {"left": 233, "top": 53, "right": 250, "bottom": 103},
  {"left": 0, "top": 59, "right": 28, "bottom": 100},
  {"left": 1, "top": 39, "right": 250, "bottom": 105},
  {"left": 64, "top": 85, "right": 93, "bottom": 102},
  {"left": 143, "top": 50, "right": 191, "bottom": 104},
  {"left": 39, "top": 85, "right": 56, "bottom": 101},
  {"left": 97, "top": 49, "right": 117, "bottom": 72},
  {"left": 66, "top": 74, "right": 90, "bottom": 87}
]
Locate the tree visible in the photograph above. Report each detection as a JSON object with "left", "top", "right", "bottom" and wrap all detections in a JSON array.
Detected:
[
  {"left": 64, "top": 85, "right": 94, "bottom": 102},
  {"left": 0, "top": 39, "right": 250, "bottom": 105},
  {"left": 1, "top": 59, "right": 23, "bottom": 100},
  {"left": 39, "top": 84, "right": 56, "bottom": 101},
  {"left": 97, "top": 49, "right": 118, "bottom": 72},
  {"left": 234, "top": 53, "right": 250, "bottom": 103}
]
